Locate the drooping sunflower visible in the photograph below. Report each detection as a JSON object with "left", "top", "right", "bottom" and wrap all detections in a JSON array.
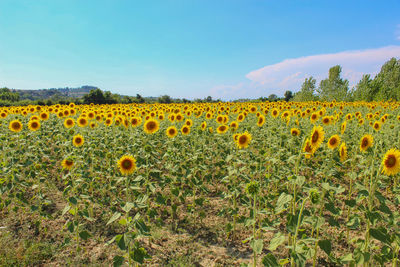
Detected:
[
  {"left": 9, "top": 120, "right": 23, "bottom": 133},
  {"left": 28, "top": 120, "right": 41, "bottom": 131},
  {"left": 359, "top": 134, "right": 373, "bottom": 152},
  {"left": 117, "top": 155, "right": 136, "bottom": 175},
  {"left": 181, "top": 125, "right": 190, "bottom": 135},
  {"left": 339, "top": 142, "right": 347, "bottom": 162},
  {"left": 290, "top": 128, "right": 300, "bottom": 137},
  {"left": 303, "top": 138, "right": 314, "bottom": 158},
  {"left": 257, "top": 115, "right": 265, "bottom": 127},
  {"left": 166, "top": 126, "right": 178, "bottom": 138},
  {"left": 310, "top": 125, "right": 325, "bottom": 150},
  {"left": 235, "top": 132, "right": 252, "bottom": 149},
  {"left": 327, "top": 135, "right": 340, "bottom": 150},
  {"left": 64, "top": 118, "right": 75, "bottom": 128},
  {"left": 61, "top": 158, "right": 74, "bottom": 171},
  {"left": 72, "top": 134, "right": 85, "bottom": 147},
  {"left": 143, "top": 119, "right": 159, "bottom": 134},
  {"left": 217, "top": 125, "right": 228, "bottom": 134},
  {"left": 381, "top": 148, "right": 400, "bottom": 176},
  {"left": 341, "top": 121, "right": 347, "bottom": 134},
  {"left": 373, "top": 121, "right": 381, "bottom": 131}
]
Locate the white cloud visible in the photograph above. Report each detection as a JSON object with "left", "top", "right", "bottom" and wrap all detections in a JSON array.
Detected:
[{"left": 209, "top": 45, "right": 400, "bottom": 100}]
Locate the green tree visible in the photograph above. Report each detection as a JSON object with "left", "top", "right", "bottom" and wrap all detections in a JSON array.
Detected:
[
  {"left": 83, "top": 89, "right": 106, "bottom": 104},
  {"left": 372, "top": 57, "right": 400, "bottom": 101},
  {"left": 351, "top": 74, "right": 373, "bottom": 101},
  {"left": 292, "top": 77, "right": 317, "bottom": 101},
  {"left": 317, "top": 65, "right": 349, "bottom": 101},
  {"left": 158, "top": 95, "right": 172, "bottom": 103},
  {"left": 0, "top": 87, "right": 20, "bottom": 102},
  {"left": 284, "top": 90, "right": 293, "bottom": 101}
]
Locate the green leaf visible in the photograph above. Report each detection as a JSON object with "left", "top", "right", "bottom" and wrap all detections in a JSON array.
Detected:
[
  {"left": 122, "top": 202, "right": 135, "bottom": 213},
  {"left": 107, "top": 212, "right": 121, "bottom": 225},
  {"left": 262, "top": 253, "right": 279, "bottom": 267},
  {"left": 250, "top": 239, "right": 263, "bottom": 254},
  {"left": 369, "top": 228, "right": 391, "bottom": 246},
  {"left": 275, "top": 193, "right": 293, "bottom": 214},
  {"left": 318, "top": 239, "right": 332, "bottom": 255},
  {"left": 115, "top": 234, "right": 126, "bottom": 250},
  {"left": 68, "top": 196, "right": 77, "bottom": 205},
  {"left": 268, "top": 232, "right": 285, "bottom": 251},
  {"left": 113, "top": 255, "right": 124, "bottom": 267},
  {"left": 79, "top": 230, "right": 91, "bottom": 240}
]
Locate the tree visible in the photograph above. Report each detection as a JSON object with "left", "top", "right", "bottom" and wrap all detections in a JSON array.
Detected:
[
  {"left": 0, "top": 87, "right": 20, "bottom": 102},
  {"left": 205, "top": 96, "right": 213, "bottom": 102},
  {"left": 372, "top": 58, "right": 400, "bottom": 101},
  {"left": 83, "top": 89, "right": 106, "bottom": 104},
  {"left": 284, "top": 90, "right": 293, "bottom": 101},
  {"left": 136, "top": 94, "right": 145, "bottom": 103},
  {"left": 268, "top": 94, "right": 278, "bottom": 101},
  {"left": 317, "top": 65, "right": 349, "bottom": 101},
  {"left": 158, "top": 95, "right": 172, "bottom": 103},
  {"left": 351, "top": 74, "right": 372, "bottom": 101},
  {"left": 292, "top": 77, "right": 316, "bottom": 102}
]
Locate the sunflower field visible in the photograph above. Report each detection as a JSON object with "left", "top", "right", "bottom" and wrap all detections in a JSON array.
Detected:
[{"left": 1, "top": 101, "right": 400, "bottom": 266}]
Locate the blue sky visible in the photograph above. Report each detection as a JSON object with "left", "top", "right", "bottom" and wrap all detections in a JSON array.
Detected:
[{"left": 0, "top": 0, "right": 399, "bottom": 100}]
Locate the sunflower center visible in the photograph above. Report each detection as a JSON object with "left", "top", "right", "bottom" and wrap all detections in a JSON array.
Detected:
[
  {"left": 385, "top": 155, "right": 396, "bottom": 168},
  {"left": 169, "top": 129, "right": 175, "bottom": 135},
  {"left": 122, "top": 159, "right": 132, "bottom": 169},
  {"left": 238, "top": 135, "right": 247, "bottom": 145},
  {"left": 183, "top": 127, "right": 188, "bottom": 133},
  {"left": 32, "top": 122, "right": 38, "bottom": 128},
  {"left": 329, "top": 138, "right": 337, "bottom": 145},
  {"left": 65, "top": 160, "right": 73, "bottom": 166},
  {"left": 312, "top": 132, "right": 319, "bottom": 143},
  {"left": 75, "top": 138, "right": 82, "bottom": 144},
  {"left": 12, "top": 122, "right": 21, "bottom": 129},
  {"left": 362, "top": 139, "right": 369, "bottom": 148},
  {"left": 147, "top": 121, "right": 156, "bottom": 130}
]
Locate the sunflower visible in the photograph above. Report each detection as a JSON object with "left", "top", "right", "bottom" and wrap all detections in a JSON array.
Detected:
[
  {"left": 310, "top": 113, "right": 318, "bottom": 123},
  {"left": 303, "top": 138, "right": 314, "bottom": 158},
  {"left": 230, "top": 121, "right": 238, "bottom": 131},
  {"left": 257, "top": 115, "right": 265, "bottom": 127},
  {"left": 39, "top": 112, "right": 49, "bottom": 120},
  {"left": 360, "top": 134, "right": 373, "bottom": 152},
  {"left": 28, "top": 120, "right": 41, "bottom": 131},
  {"left": 270, "top": 108, "right": 279, "bottom": 118},
  {"left": 233, "top": 133, "right": 239, "bottom": 141},
  {"left": 90, "top": 122, "right": 97, "bottom": 129},
  {"left": 143, "top": 119, "right": 159, "bottom": 134},
  {"left": 327, "top": 135, "right": 340, "bottom": 150},
  {"left": 166, "top": 126, "right": 178, "bottom": 138},
  {"left": 237, "top": 113, "right": 245, "bottom": 122},
  {"left": 181, "top": 125, "right": 190, "bottom": 135},
  {"left": 175, "top": 113, "right": 184, "bottom": 122},
  {"left": 117, "top": 155, "right": 136, "bottom": 175},
  {"left": 339, "top": 142, "right": 347, "bottom": 162},
  {"left": 373, "top": 121, "right": 381, "bottom": 131},
  {"left": 104, "top": 118, "right": 113, "bottom": 126},
  {"left": 9, "top": 120, "right": 23, "bottom": 133},
  {"left": 185, "top": 119, "right": 193, "bottom": 127},
  {"left": 381, "top": 148, "right": 400, "bottom": 176},
  {"left": 216, "top": 115, "right": 224, "bottom": 124},
  {"left": 322, "top": 116, "right": 331, "bottom": 125},
  {"left": 77, "top": 117, "right": 88, "bottom": 127},
  {"left": 341, "top": 121, "right": 347, "bottom": 134},
  {"left": 72, "top": 134, "right": 85, "bottom": 147},
  {"left": 61, "top": 158, "right": 74, "bottom": 170},
  {"left": 235, "top": 132, "right": 252, "bottom": 149},
  {"left": 310, "top": 125, "right": 325, "bottom": 150},
  {"left": 290, "top": 128, "right": 300, "bottom": 137},
  {"left": 64, "top": 118, "right": 75, "bottom": 128},
  {"left": 201, "top": 121, "right": 207, "bottom": 130},
  {"left": 217, "top": 125, "right": 228, "bottom": 134}
]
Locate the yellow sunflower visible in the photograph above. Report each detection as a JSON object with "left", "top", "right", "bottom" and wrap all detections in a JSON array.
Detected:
[
  {"left": 373, "top": 121, "right": 381, "bottom": 131},
  {"left": 166, "top": 126, "right": 178, "bottom": 138},
  {"left": 28, "top": 120, "right": 41, "bottom": 131},
  {"left": 235, "top": 132, "right": 252, "bottom": 149},
  {"left": 64, "top": 118, "right": 75, "bottom": 128},
  {"left": 61, "top": 158, "right": 74, "bottom": 171},
  {"left": 327, "top": 135, "right": 340, "bottom": 150},
  {"left": 9, "top": 120, "right": 23, "bottom": 133},
  {"left": 217, "top": 124, "right": 228, "bottom": 134},
  {"left": 181, "top": 125, "right": 190, "bottom": 135},
  {"left": 359, "top": 134, "right": 373, "bottom": 152},
  {"left": 341, "top": 121, "right": 346, "bottom": 134},
  {"left": 117, "top": 155, "right": 136, "bottom": 175},
  {"left": 230, "top": 121, "right": 239, "bottom": 131},
  {"left": 339, "top": 142, "right": 347, "bottom": 162},
  {"left": 201, "top": 121, "right": 207, "bottom": 130},
  {"left": 77, "top": 117, "right": 88, "bottom": 127},
  {"left": 39, "top": 112, "right": 49, "bottom": 120},
  {"left": 271, "top": 108, "right": 279, "bottom": 118},
  {"left": 72, "top": 134, "right": 85, "bottom": 147},
  {"left": 381, "top": 148, "right": 400, "bottom": 176},
  {"left": 290, "top": 128, "right": 300, "bottom": 137},
  {"left": 143, "top": 119, "right": 159, "bottom": 134},
  {"left": 310, "top": 125, "right": 325, "bottom": 150},
  {"left": 257, "top": 115, "right": 265, "bottom": 127}
]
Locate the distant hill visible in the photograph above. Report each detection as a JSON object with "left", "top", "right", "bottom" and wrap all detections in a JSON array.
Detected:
[{"left": 11, "top": 86, "right": 99, "bottom": 100}]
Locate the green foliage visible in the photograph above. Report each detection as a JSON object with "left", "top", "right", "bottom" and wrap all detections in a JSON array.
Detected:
[
  {"left": 292, "top": 77, "right": 317, "bottom": 101},
  {"left": 317, "top": 65, "right": 349, "bottom": 101}
]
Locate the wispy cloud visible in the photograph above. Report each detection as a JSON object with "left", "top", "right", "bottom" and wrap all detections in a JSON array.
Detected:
[{"left": 209, "top": 45, "right": 400, "bottom": 100}]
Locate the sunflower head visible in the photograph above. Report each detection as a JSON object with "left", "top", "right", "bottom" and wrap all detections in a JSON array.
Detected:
[
  {"left": 217, "top": 125, "right": 228, "bottom": 134},
  {"left": 77, "top": 117, "right": 88, "bottom": 127},
  {"left": 310, "top": 125, "right": 325, "bottom": 150},
  {"left": 118, "top": 155, "right": 136, "bottom": 175},
  {"left": 9, "top": 120, "right": 23, "bottom": 133},
  {"left": 339, "top": 142, "right": 347, "bottom": 162},
  {"left": 166, "top": 126, "right": 178, "bottom": 138},
  {"left": 257, "top": 115, "right": 265, "bottom": 127},
  {"left": 61, "top": 158, "right": 74, "bottom": 171},
  {"left": 64, "top": 118, "right": 75, "bottom": 128},
  {"left": 290, "top": 128, "right": 300, "bottom": 137},
  {"left": 201, "top": 121, "right": 207, "bottom": 130},
  {"left": 360, "top": 134, "right": 373, "bottom": 152},
  {"left": 143, "top": 119, "right": 159, "bottom": 134},
  {"left": 181, "top": 125, "right": 190, "bottom": 135},
  {"left": 327, "top": 135, "right": 340, "bottom": 150},
  {"left": 28, "top": 120, "right": 41, "bottom": 131},
  {"left": 72, "top": 134, "right": 84, "bottom": 147},
  {"left": 236, "top": 132, "right": 252, "bottom": 149},
  {"left": 373, "top": 121, "right": 381, "bottom": 131},
  {"left": 40, "top": 112, "right": 49, "bottom": 120},
  {"left": 381, "top": 149, "right": 400, "bottom": 176}
]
